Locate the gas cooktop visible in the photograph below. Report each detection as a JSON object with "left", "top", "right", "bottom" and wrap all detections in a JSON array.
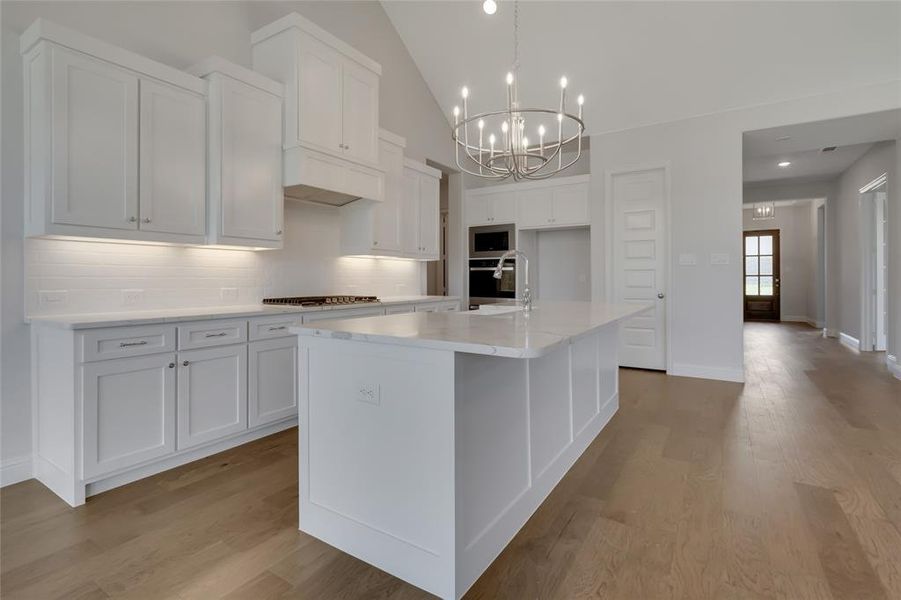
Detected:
[{"left": 262, "top": 295, "right": 380, "bottom": 307}]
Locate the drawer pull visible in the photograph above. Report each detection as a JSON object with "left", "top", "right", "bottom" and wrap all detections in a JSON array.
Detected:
[
  {"left": 119, "top": 340, "right": 148, "bottom": 348},
  {"left": 204, "top": 332, "right": 228, "bottom": 338},
  {"left": 182, "top": 360, "right": 190, "bottom": 366},
  {"left": 268, "top": 326, "right": 287, "bottom": 331}
]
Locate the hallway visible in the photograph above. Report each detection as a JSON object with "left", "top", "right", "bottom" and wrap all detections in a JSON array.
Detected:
[{"left": 2, "top": 324, "right": 900, "bottom": 599}]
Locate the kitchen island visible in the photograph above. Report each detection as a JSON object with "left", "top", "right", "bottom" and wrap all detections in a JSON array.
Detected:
[{"left": 289, "top": 301, "right": 650, "bottom": 599}]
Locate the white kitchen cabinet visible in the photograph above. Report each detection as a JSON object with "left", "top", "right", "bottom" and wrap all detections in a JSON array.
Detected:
[
  {"left": 190, "top": 58, "right": 285, "bottom": 248},
  {"left": 82, "top": 353, "right": 176, "bottom": 479},
  {"left": 465, "top": 191, "right": 517, "bottom": 226},
  {"left": 22, "top": 20, "right": 208, "bottom": 244},
  {"left": 401, "top": 159, "right": 442, "bottom": 260},
  {"left": 249, "top": 337, "right": 298, "bottom": 428},
  {"left": 177, "top": 344, "right": 248, "bottom": 450},
  {"left": 252, "top": 12, "right": 381, "bottom": 169},
  {"left": 517, "top": 188, "right": 554, "bottom": 228},
  {"left": 138, "top": 79, "right": 206, "bottom": 236},
  {"left": 551, "top": 183, "right": 590, "bottom": 226},
  {"left": 518, "top": 180, "right": 589, "bottom": 229}
]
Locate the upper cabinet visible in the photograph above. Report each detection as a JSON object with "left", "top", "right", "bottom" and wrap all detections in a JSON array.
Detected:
[
  {"left": 189, "top": 57, "right": 285, "bottom": 249},
  {"left": 464, "top": 175, "right": 590, "bottom": 231},
  {"left": 465, "top": 190, "right": 517, "bottom": 226},
  {"left": 22, "top": 20, "right": 207, "bottom": 244},
  {"left": 401, "top": 159, "right": 442, "bottom": 260},
  {"left": 252, "top": 13, "right": 383, "bottom": 203}
]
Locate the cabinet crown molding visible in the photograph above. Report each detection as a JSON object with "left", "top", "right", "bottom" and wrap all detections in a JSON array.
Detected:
[
  {"left": 379, "top": 129, "right": 407, "bottom": 149},
  {"left": 250, "top": 12, "right": 382, "bottom": 76},
  {"left": 403, "top": 158, "right": 442, "bottom": 179},
  {"left": 466, "top": 173, "right": 591, "bottom": 197},
  {"left": 188, "top": 56, "right": 284, "bottom": 97},
  {"left": 20, "top": 18, "right": 205, "bottom": 95}
]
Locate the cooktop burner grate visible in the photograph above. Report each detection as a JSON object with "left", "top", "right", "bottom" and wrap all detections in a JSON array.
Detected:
[{"left": 262, "top": 295, "right": 380, "bottom": 307}]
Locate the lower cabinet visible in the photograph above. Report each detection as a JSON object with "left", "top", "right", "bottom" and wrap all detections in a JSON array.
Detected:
[
  {"left": 83, "top": 353, "right": 177, "bottom": 479},
  {"left": 249, "top": 337, "right": 298, "bottom": 428},
  {"left": 177, "top": 344, "right": 248, "bottom": 450}
]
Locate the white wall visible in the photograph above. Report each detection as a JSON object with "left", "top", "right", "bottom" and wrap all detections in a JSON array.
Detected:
[
  {"left": 0, "top": 1, "right": 451, "bottom": 467},
  {"left": 534, "top": 228, "right": 591, "bottom": 302},
  {"left": 590, "top": 80, "right": 901, "bottom": 382},
  {"left": 742, "top": 203, "right": 816, "bottom": 323}
]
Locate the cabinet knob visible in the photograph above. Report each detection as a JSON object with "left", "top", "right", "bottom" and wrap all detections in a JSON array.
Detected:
[
  {"left": 373, "top": 240, "right": 379, "bottom": 246},
  {"left": 168, "top": 362, "right": 175, "bottom": 369},
  {"left": 182, "top": 360, "right": 189, "bottom": 366},
  {"left": 276, "top": 230, "right": 283, "bottom": 235},
  {"left": 657, "top": 293, "right": 665, "bottom": 299},
  {"left": 142, "top": 218, "right": 151, "bottom": 224},
  {"left": 128, "top": 216, "right": 137, "bottom": 223}
]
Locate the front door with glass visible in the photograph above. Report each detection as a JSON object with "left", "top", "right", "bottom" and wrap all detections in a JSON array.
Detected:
[{"left": 744, "top": 230, "right": 780, "bottom": 321}]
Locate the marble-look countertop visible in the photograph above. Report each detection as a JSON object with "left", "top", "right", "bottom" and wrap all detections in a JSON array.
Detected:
[
  {"left": 290, "top": 301, "right": 652, "bottom": 358},
  {"left": 26, "top": 296, "right": 459, "bottom": 329}
]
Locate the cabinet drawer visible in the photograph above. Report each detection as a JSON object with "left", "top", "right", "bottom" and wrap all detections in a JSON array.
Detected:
[
  {"left": 385, "top": 304, "right": 414, "bottom": 315},
  {"left": 79, "top": 325, "right": 176, "bottom": 362},
  {"left": 178, "top": 319, "right": 247, "bottom": 349},
  {"left": 249, "top": 315, "right": 300, "bottom": 340}
]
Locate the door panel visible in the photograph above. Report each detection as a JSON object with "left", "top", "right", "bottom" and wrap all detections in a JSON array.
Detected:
[
  {"left": 400, "top": 170, "right": 420, "bottom": 254},
  {"left": 177, "top": 345, "right": 247, "bottom": 450},
  {"left": 219, "top": 77, "right": 283, "bottom": 241},
  {"left": 517, "top": 188, "right": 553, "bottom": 228},
  {"left": 491, "top": 192, "right": 518, "bottom": 224},
  {"left": 373, "top": 139, "right": 403, "bottom": 250},
  {"left": 296, "top": 36, "right": 343, "bottom": 153},
  {"left": 249, "top": 338, "right": 298, "bottom": 427},
  {"left": 50, "top": 47, "right": 138, "bottom": 229},
  {"left": 465, "top": 194, "right": 492, "bottom": 225},
  {"left": 341, "top": 60, "right": 379, "bottom": 165},
  {"left": 139, "top": 79, "right": 205, "bottom": 235},
  {"left": 552, "top": 184, "right": 589, "bottom": 225},
  {"left": 612, "top": 168, "right": 667, "bottom": 370},
  {"left": 743, "top": 230, "right": 781, "bottom": 321},
  {"left": 419, "top": 174, "right": 440, "bottom": 257}
]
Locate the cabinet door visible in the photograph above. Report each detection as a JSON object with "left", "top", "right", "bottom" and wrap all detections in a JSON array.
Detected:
[
  {"left": 249, "top": 338, "right": 298, "bottom": 428},
  {"left": 491, "top": 191, "right": 518, "bottom": 224},
  {"left": 400, "top": 170, "right": 421, "bottom": 254},
  {"left": 517, "top": 187, "right": 553, "bottom": 228},
  {"left": 296, "top": 35, "right": 343, "bottom": 153},
  {"left": 219, "top": 77, "right": 283, "bottom": 241},
  {"left": 82, "top": 353, "right": 176, "bottom": 479},
  {"left": 552, "top": 183, "right": 590, "bottom": 225},
  {"left": 419, "top": 174, "right": 440, "bottom": 257},
  {"left": 341, "top": 60, "right": 379, "bottom": 165},
  {"left": 50, "top": 47, "right": 138, "bottom": 230},
  {"left": 465, "top": 194, "right": 491, "bottom": 225},
  {"left": 139, "top": 79, "right": 206, "bottom": 236},
  {"left": 373, "top": 140, "right": 403, "bottom": 251},
  {"left": 177, "top": 345, "right": 247, "bottom": 450}
]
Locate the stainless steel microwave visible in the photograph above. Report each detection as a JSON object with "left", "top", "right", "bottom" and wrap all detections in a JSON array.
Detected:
[{"left": 469, "top": 224, "right": 515, "bottom": 259}]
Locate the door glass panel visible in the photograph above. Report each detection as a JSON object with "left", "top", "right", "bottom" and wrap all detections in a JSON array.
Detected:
[
  {"left": 760, "top": 256, "right": 773, "bottom": 275},
  {"left": 759, "top": 276, "right": 774, "bottom": 296},
  {"left": 745, "top": 276, "right": 759, "bottom": 296},
  {"left": 759, "top": 235, "right": 773, "bottom": 255},
  {"left": 745, "top": 256, "right": 759, "bottom": 275},
  {"left": 745, "top": 236, "right": 758, "bottom": 255}
]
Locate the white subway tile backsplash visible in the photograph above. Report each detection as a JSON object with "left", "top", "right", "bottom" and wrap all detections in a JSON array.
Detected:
[{"left": 26, "top": 202, "right": 424, "bottom": 316}]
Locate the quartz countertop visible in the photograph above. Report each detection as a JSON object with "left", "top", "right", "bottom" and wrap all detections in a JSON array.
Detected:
[
  {"left": 290, "top": 301, "right": 651, "bottom": 358},
  {"left": 26, "top": 296, "right": 459, "bottom": 329}
]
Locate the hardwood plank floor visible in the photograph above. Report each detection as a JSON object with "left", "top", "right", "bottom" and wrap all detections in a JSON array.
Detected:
[{"left": 2, "top": 322, "right": 899, "bottom": 599}]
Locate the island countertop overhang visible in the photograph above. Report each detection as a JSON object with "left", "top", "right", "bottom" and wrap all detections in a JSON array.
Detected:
[{"left": 289, "top": 301, "right": 652, "bottom": 358}]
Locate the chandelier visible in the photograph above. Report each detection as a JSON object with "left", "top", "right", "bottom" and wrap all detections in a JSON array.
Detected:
[
  {"left": 752, "top": 202, "right": 776, "bottom": 220},
  {"left": 452, "top": 1, "right": 586, "bottom": 181}
]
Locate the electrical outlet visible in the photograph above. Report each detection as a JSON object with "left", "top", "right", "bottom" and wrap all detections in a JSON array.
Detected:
[
  {"left": 678, "top": 253, "right": 698, "bottom": 266},
  {"left": 220, "top": 287, "right": 239, "bottom": 302},
  {"left": 357, "top": 382, "right": 380, "bottom": 406},
  {"left": 39, "top": 290, "right": 68, "bottom": 307},
  {"left": 121, "top": 289, "right": 144, "bottom": 306}
]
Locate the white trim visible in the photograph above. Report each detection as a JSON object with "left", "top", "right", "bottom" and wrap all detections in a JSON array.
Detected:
[
  {"left": 604, "top": 162, "right": 672, "bottom": 374},
  {"left": 781, "top": 315, "right": 821, "bottom": 328},
  {"left": 887, "top": 354, "right": 901, "bottom": 380},
  {"left": 466, "top": 174, "right": 590, "bottom": 197},
  {"left": 825, "top": 328, "right": 839, "bottom": 338},
  {"left": 378, "top": 128, "right": 406, "bottom": 148},
  {"left": 839, "top": 332, "right": 861, "bottom": 352},
  {"left": 668, "top": 362, "right": 745, "bottom": 383},
  {"left": 859, "top": 173, "right": 887, "bottom": 194},
  {"left": 187, "top": 56, "right": 284, "bottom": 97},
  {"left": 403, "top": 157, "right": 442, "bottom": 179},
  {"left": 0, "top": 455, "right": 34, "bottom": 487}
]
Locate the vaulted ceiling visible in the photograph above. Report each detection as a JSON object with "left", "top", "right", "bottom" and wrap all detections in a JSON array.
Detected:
[{"left": 382, "top": 1, "right": 901, "bottom": 136}]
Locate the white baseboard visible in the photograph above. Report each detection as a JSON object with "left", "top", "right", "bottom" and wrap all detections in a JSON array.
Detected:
[
  {"left": 781, "top": 316, "right": 821, "bottom": 328},
  {"left": 839, "top": 332, "right": 861, "bottom": 352},
  {"left": 887, "top": 354, "right": 901, "bottom": 380},
  {"left": 825, "top": 328, "right": 839, "bottom": 338},
  {"left": 1, "top": 455, "right": 33, "bottom": 487},
  {"left": 668, "top": 363, "right": 745, "bottom": 383}
]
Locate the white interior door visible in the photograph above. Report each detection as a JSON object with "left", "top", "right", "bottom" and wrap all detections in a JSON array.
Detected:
[
  {"left": 611, "top": 167, "right": 667, "bottom": 370},
  {"left": 138, "top": 79, "right": 206, "bottom": 235},
  {"left": 50, "top": 46, "right": 138, "bottom": 230},
  {"left": 876, "top": 192, "right": 887, "bottom": 351}
]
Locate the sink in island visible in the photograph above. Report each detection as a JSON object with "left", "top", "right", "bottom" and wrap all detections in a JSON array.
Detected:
[{"left": 289, "top": 301, "right": 650, "bottom": 599}]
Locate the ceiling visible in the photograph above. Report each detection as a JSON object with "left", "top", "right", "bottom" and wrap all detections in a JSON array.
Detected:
[
  {"left": 381, "top": 1, "right": 900, "bottom": 136},
  {"left": 742, "top": 109, "right": 901, "bottom": 184}
]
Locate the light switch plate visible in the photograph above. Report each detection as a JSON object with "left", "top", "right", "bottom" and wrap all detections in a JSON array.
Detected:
[
  {"left": 39, "top": 290, "right": 68, "bottom": 306},
  {"left": 121, "top": 289, "right": 144, "bottom": 306},
  {"left": 678, "top": 253, "right": 698, "bottom": 266},
  {"left": 357, "top": 382, "right": 380, "bottom": 406},
  {"left": 220, "top": 287, "right": 239, "bottom": 302},
  {"left": 710, "top": 253, "right": 730, "bottom": 265}
]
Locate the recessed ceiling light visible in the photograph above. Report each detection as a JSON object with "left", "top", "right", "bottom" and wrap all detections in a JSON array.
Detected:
[
  {"left": 483, "top": 0, "right": 497, "bottom": 15},
  {"left": 778, "top": 161, "right": 791, "bottom": 167}
]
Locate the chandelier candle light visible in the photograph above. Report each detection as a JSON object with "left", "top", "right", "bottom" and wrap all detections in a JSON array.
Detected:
[{"left": 452, "top": 0, "right": 586, "bottom": 180}]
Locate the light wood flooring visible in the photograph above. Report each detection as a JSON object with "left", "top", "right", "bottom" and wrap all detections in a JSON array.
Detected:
[{"left": 2, "top": 322, "right": 900, "bottom": 599}]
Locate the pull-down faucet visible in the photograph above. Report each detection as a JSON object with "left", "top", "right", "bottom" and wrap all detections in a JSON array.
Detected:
[{"left": 493, "top": 250, "right": 531, "bottom": 312}]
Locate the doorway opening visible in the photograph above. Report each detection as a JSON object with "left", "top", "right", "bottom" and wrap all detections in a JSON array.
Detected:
[
  {"left": 860, "top": 174, "right": 888, "bottom": 352},
  {"left": 743, "top": 229, "right": 781, "bottom": 321}
]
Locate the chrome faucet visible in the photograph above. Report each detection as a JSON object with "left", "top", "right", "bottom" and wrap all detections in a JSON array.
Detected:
[{"left": 493, "top": 250, "right": 531, "bottom": 312}]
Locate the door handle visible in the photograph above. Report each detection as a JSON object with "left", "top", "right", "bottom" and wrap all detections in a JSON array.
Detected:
[{"left": 657, "top": 293, "right": 665, "bottom": 299}]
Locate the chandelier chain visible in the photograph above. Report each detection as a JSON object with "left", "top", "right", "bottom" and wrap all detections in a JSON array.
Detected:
[{"left": 512, "top": 0, "right": 519, "bottom": 72}]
